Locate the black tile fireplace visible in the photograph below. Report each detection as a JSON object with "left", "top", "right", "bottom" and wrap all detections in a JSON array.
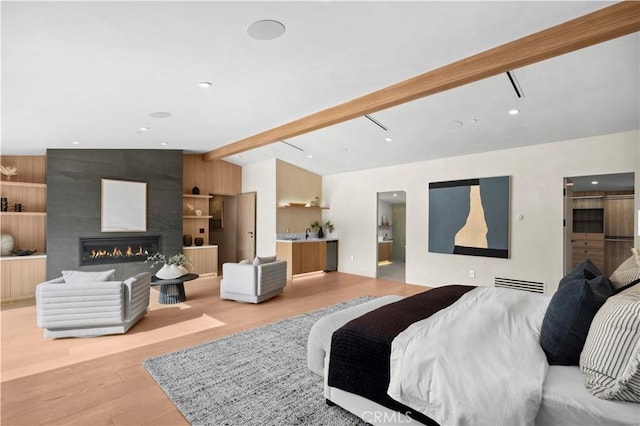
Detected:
[{"left": 79, "top": 235, "right": 161, "bottom": 266}]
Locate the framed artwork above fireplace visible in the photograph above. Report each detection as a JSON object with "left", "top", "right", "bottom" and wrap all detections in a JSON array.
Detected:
[{"left": 101, "top": 179, "right": 147, "bottom": 232}]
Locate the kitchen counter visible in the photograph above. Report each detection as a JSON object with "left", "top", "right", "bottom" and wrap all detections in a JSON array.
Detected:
[
  {"left": 276, "top": 239, "right": 338, "bottom": 279},
  {"left": 276, "top": 238, "right": 338, "bottom": 243}
]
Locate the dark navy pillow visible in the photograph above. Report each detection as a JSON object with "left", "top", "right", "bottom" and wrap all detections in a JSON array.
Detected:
[
  {"left": 558, "top": 257, "right": 601, "bottom": 287},
  {"left": 539, "top": 259, "right": 613, "bottom": 365}
]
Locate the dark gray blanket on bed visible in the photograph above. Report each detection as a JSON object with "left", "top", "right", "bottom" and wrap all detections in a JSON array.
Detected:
[{"left": 328, "top": 285, "right": 475, "bottom": 425}]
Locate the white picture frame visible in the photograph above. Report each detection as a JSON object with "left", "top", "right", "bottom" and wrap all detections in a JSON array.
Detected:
[{"left": 101, "top": 179, "right": 147, "bottom": 232}]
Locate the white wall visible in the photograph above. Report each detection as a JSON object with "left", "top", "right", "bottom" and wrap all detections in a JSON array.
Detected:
[
  {"left": 242, "top": 158, "right": 277, "bottom": 257},
  {"left": 323, "top": 131, "right": 639, "bottom": 294}
]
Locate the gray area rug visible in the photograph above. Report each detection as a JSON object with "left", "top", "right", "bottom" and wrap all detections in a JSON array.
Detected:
[{"left": 143, "top": 298, "right": 373, "bottom": 425}]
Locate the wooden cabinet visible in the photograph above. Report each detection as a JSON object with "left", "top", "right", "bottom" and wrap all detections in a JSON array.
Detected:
[
  {"left": 604, "top": 194, "right": 634, "bottom": 237},
  {"left": 571, "top": 191, "right": 634, "bottom": 274},
  {"left": 378, "top": 241, "right": 393, "bottom": 262},
  {"left": 183, "top": 245, "right": 218, "bottom": 276},
  {"left": 572, "top": 233, "right": 605, "bottom": 271},
  {"left": 0, "top": 155, "right": 47, "bottom": 302},
  {"left": 183, "top": 194, "right": 212, "bottom": 246},
  {"left": 604, "top": 193, "right": 635, "bottom": 275},
  {"left": 276, "top": 240, "right": 327, "bottom": 280},
  {"left": 1, "top": 256, "right": 47, "bottom": 301}
]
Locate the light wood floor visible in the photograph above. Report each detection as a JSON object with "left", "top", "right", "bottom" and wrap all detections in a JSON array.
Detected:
[{"left": 1, "top": 272, "right": 429, "bottom": 425}]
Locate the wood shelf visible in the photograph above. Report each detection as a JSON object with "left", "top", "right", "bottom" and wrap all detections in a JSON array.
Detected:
[
  {"left": 183, "top": 215, "right": 213, "bottom": 219},
  {"left": 0, "top": 156, "right": 47, "bottom": 302},
  {"left": 277, "top": 206, "right": 329, "bottom": 209},
  {"left": 183, "top": 194, "right": 213, "bottom": 199},
  {"left": 0, "top": 212, "right": 46, "bottom": 216},
  {"left": 1, "top": 181, "right": 47, "bottom": 189}
]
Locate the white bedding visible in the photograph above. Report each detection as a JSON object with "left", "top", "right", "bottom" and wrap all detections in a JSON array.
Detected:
[{"left": 388, "top": 287, "right": 551, "bottom": 426}]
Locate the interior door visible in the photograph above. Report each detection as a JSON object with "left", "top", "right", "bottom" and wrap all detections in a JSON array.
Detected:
[
  {"left": 563, "top": 178, "right": 574, "bottom": 275},
  {"left": 237, "top": 191, "right": 256, "bottom": 261}
]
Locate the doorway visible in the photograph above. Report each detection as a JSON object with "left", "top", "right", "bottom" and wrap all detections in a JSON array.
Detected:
[
  {"left": 563, "top": 172, "right": 635, "bottom": 276},
  {"left": 376, "top": 190, "right": 406, "bottom": 282}
]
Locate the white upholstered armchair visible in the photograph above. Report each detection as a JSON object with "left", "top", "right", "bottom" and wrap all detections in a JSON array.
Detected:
[
  {"left": 220, "top": 256, "right": 287, "bottom": 303},
  {"left": 36, "top": 271, "right": 151, "bottom": 339}
]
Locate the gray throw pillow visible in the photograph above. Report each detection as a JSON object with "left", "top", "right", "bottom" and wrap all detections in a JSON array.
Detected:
[{"left": 252, "top": 255, "right": 277, "bottom": 266}]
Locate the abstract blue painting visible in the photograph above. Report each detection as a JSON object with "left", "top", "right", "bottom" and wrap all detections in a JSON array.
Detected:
[{"left": 429, "top": 176, "right": 510, "bottom": 258}]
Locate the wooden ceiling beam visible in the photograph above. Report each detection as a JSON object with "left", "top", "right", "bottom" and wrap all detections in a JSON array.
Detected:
[{"left": 204, "top": 1, "right": 640, "bottom": 161}]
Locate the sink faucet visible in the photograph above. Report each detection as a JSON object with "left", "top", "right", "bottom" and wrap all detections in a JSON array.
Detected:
[{"left": 305, "top": 228, "right": 311, "bottom": 239}]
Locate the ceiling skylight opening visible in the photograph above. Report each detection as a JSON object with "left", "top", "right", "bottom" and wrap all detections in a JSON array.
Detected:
[{"left": 508, "top": 109, "right": 520, "bottom": 116}]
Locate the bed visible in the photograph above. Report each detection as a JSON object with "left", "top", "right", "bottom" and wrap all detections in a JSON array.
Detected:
[{"left": 308, "top": 271, "right": 640, "bottom": 425}]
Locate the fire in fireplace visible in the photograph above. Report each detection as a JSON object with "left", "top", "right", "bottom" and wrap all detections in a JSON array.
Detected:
[{"left": 79, "top": 236, "right": 161, "bottom": 266}]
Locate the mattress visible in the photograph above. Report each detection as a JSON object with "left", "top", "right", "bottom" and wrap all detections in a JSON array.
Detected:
[{"left": 535, "top": 365, "right": 640, "bottom": 426}]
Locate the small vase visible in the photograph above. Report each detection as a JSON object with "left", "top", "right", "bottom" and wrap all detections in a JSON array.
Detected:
[
  {"left": 156, "top": 264, "right": 184, "bottom": 279},
  {"left": 1, "top": 234, "right": 15, "bottom": 256},
  {"left": 317, "top": 227, "right": 324, "bottom": 239}
]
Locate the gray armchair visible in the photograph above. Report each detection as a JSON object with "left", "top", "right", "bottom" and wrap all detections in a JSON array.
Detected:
[
  {"left": 221, "top": 256, "right": 287, "bottom": 303},
  {"left": 36, "top": 272, "right": 151, "bottom": 339}
]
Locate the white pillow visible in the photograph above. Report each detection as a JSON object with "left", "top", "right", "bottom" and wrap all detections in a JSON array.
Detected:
[
  {"left": 238, "top": 259, "right": 251, "bottom": 265},
  {"left": 580, "top": 284, "right": 640, "bottom": 402},
  {"left": 62, "top": 269, "right": 116, "bottom": 284},
  {"left": 252, "top": 255, "right": 277, "bottom": 266},
  {"left": 609, "top": 248, "right": 640, "bottom": 291}
]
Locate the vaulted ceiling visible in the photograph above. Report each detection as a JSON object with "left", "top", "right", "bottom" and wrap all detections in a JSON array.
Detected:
[{"left": 2, "top": 1, "right": 638, "bottom": 176}]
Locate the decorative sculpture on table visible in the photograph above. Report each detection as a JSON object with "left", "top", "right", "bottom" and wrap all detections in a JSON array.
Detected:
[{"left": 146, "top": 252, "right": 192, "bottom": 279}]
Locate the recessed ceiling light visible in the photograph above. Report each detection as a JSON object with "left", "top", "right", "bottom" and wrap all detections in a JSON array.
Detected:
[
  {"left": 72, "top": 141, "right": 80, "bottom": 145},
  {"left": 471, "top": 118, "right": 479, "bottom": 124},
  {"left": 591, "top": 181, "right": 599, "bottom": 185},
  {"left": 160, "top": 142, "right": 168, "bottom": 146},
  {"left": 136, "top": 127, "right": 149, "bottom": 133},
  {"left": 198, "top": 82, "right": 212, "bottom": 88},
  {"left": 385, "top": 137, "right": 393, "bottom": 142},
  {"left": 247, "top": 19, "right": 286, "bottom": 40},
  {"left": 307, "top": 154, "right": 313, "bottom": 159},
  {"left": 445, "top": 120, "right": 464, "bottom": 130},
  {"left": 508, "top": 109, "right": 520, "bottom": 115},
  {"left": 393, "top": 193, "right": 397, "bottom": 197},
  {"left": 149, "top": 112, "right": 172, "bottom": 119}
]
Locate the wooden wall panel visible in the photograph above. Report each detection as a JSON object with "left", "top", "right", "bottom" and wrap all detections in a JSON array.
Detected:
[
  {"left": 0, "top": 156, "right": 46, "bottom": 183},
  {"left": 0, "top": 257, "right": 46, "bottom": 301},
  {"left": 183, "top": 155, "right": 241, "bottom": 195},
  {"left": 183, "top": 246, "right": 218, "bottom": 276},
  {"left": 0, "top": 215, "right": 46, "bottom": 253}
]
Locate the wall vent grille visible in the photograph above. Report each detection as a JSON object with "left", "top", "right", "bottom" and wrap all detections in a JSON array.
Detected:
[{"left": 494, "top": 277, "right": 545, "bottom": 294}]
